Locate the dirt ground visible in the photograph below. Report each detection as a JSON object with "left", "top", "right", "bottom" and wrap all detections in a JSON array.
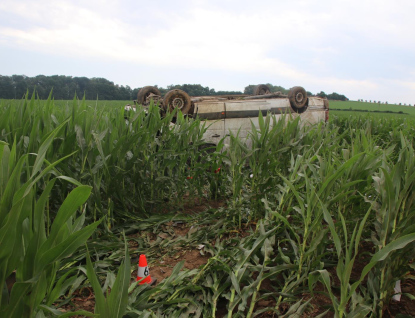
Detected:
[{"left": 136, "top": 229, "right": 211, "bottom": 285}]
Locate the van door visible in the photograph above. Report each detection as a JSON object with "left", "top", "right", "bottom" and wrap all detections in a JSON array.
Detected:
[{"left": 224, "top": 100, "right": 272, "bottom": 147}]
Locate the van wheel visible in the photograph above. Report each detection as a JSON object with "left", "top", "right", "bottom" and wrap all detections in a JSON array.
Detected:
[
  {"left": 137, "top": 86, "right": 161, "bottom": 105},
  {"left": 288, "top": 86, "right": 308, "bottom": 113},
  {"left": 253, "top": 84, "right": 271, "bottom": 95},
  {"left": 163, "top": 89, "right": 192, "bottom": 114}
]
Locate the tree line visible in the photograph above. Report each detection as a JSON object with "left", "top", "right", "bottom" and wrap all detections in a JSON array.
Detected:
[
  {"left": 0, "top": 75, "right": 245, "bottom": 100},
  {"left": 0, "top": 75, "right": 348, "bottom": 101},
  {"left": 243, "top": 84, "right": 292, "bottom": 95},
  {"left": 156, "top": 84, "right": 242, "bottom": 97},
  {"left": 0, "top": 75, "right": 137, "bottom": 100},
  {"left": 316, "top": 91, "right": 348, "bottom": 101}
]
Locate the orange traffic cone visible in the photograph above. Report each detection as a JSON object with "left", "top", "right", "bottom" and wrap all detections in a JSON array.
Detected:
[{"left": 136, "top": 254, "right": 155, "bottom": 285}]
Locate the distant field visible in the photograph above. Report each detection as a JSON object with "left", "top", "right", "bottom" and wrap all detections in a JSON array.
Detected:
[
  {"left": 330, "top": 111, "right": 412, "bottom": 120},
  {"left": 0, "top": 98, "right": 132, "bottom": 112},
  {"left": 329, "top": 100, "right": 415, "bottom": 116},
  {"left": 51, "top": 99, "right": 131, "bottom": 109},
  {"left": 4, "top": 98, "right": 415, "bottom": 118}
]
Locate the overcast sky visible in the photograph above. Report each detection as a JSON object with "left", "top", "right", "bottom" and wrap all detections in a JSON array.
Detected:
[{"left": 1, "top": 0, "right": 414, "bottom": 104}]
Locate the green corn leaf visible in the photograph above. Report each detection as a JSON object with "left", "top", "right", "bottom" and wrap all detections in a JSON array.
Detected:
[
  {"left": 230, "top": 272, "right": 241, "bottom": 296},
  {"left": 31, "top": 118, "right": 70, "bottom": 178},
  {"left": 108, "top": 237, "right": 131, "bottom": 318},
  {"left": 279, "top": 299, "right": 311, "bottom": 318},
  {"left": 160, "top": 261, "right": 185, "bottom": 286},
  {"left": 45, "top": 268, "right": 78, "bottom": 306},
  {"left": 317, "top": 152, "right": 364, "bottom": 197},
  {"left": 19, "top": 179, "right": 57, "bottom": 281},
  {"left": 308, "top": 270, "right": 339, "bottom": 315},
  {"left": 13, "top": 150, "right": 78, "bottom": 206},
  {"left": 0, "top": 141, "right": 10, "bottom": 195},
  {"left": 237, "top": 227, "right": 276, "bottom": 271},
  {"left": 56, "top": 176, "right": 84, "bottom": 187},
  {"left": 71, "top": 210, "right": 86, "bottom": 234},
  {"left": 37, "top": 185, "right": 92, "bottom": 255},
  {"left": 3, "top": 281, "right": 32, "bottom": 318},
  {"left": 351, "top": 233, "right": 415, "bottom": 297},
  {"left": 258, "top": 110, "right": 265, "bottom": 133},
  {"left": 0, "top": 154, "right": 27, "bottom": 224},
  {"left": 321, "top": 203, "right": 342, "bottom": 259},
  {"left": 28, "top": 271, "right": 48, "bottom": 314},
  {"left": 0, "top": 199, "right": 25, "bottom": 280},
  {"left": 36, "top": 219, "right": 102, "bottom": 273},
  {"left": 86, "top": 249, "right": 109, "bottom": 317},
  {"left": 304, "top": 228, "right": 328, "bottom": 257},
  {"left": 37, "top": 304, "right": 96, "bottom": 317}
]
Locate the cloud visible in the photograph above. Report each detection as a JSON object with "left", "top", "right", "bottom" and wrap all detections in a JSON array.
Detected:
[
  {"left": 1, "top": 0, "right": 413, "bottom": 70},
  {"left": 0, "top": 2, "right": 306, "bottom": 79},
  {"left": 0, "top": 0, "right": 415, "bottom": 103},
  {"left": 0, "top": 2, "right": 327, "bottom": 74}
]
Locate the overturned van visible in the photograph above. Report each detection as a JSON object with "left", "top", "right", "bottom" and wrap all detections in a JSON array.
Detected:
[{"left": 130, "top": 84, "right": 329, "bottom": 145}]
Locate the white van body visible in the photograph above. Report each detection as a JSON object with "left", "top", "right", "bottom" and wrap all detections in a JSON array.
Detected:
[
  {"left": 194, "top": 96, "right": 328, "bottom": 146},
  {"left": 129, "top": 85, "right": 329, "bottom": 147}
]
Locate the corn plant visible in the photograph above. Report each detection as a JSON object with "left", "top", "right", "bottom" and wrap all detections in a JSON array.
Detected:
[
  {"left": 309, "top": 203, "right": 374, "bottom": 317},
  {"left": 0, "top": 122, "right": 101, "bottom": 317},
  {"left": 309, "top": 200, "right": 415, "bottom": 318},
  {"left": 223, "top": 129, "right": 250, "bottom": 226},
  {"left": 365, "top": 133, "right": 415, "bottom": 316},
  {"left": 247, "top": 113, "right": 295, "bottom": 219},
  {"left": 86, "top": 235, "right": 131, "bottom": 318}
]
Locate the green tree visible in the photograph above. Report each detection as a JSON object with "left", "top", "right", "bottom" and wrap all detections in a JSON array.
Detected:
[
  {"left": 317, "top": 91, "right": 327, "bottom": 98},
  {"left": 244, "top": 85, "right": 256, "bottom": 95},
  {"left": 327, "top": 92, "right": 348, "bottom": 101},
  {"left": 244, "top": 84, "right": 289, "bottom": 95},
  {"left": 0, "top": 76, "right": 15, "bottom": 99}
]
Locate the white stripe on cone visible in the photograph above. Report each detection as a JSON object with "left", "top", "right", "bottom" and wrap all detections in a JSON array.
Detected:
[{"left": 138, "top": 266, "right": 149, "bottom": 278}]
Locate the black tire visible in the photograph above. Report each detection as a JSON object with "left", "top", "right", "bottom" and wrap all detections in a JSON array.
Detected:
[
  {"left": 288, "top": 86, "right": 308, "bottom": 113},
  {"left": 136, "top": 86, "right": 161, "bottom": 105},
  {"left": 253, "top": 84, "right": 271, "bottom": 95},
  {"left": 163, "top": 89, "right": 192, "bottom": 114}
]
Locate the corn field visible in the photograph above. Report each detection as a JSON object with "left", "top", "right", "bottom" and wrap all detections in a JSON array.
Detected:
[{"left": 1, "top": 93, "right": 415, "bottom": 317}]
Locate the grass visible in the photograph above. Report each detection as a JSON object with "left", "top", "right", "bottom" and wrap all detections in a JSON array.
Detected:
[
  {"left": 331, "top": 111, "right": 410, "bottom": 120},
  {"left": 329, "top": 100, "right": 415, "bottom": 116},
  {"left": 1, "top": 93, "right": 415, "bottom": 317}
]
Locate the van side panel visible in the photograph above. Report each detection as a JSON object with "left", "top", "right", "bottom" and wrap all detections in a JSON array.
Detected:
[
  {"left": 198, "top": 97, "right": 327, "bottom": 146},
  {"left": 195, "top": 102, "right": 225, "bottom": 144},
  {"left": 225, "top": 99, "right": 291, "bottom": 119}
]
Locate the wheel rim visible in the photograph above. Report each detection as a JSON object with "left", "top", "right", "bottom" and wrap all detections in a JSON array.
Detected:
[
  {"left": 171, "top": 97, "right": 185, "bottom": 109},
  {"left": 295, "top": 92, "right": 304, "bottom": 104}
]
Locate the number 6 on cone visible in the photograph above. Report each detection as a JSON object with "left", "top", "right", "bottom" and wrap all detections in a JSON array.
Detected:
[{"left": 136, "top": 254, "right": 156, "bottom": 285}]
